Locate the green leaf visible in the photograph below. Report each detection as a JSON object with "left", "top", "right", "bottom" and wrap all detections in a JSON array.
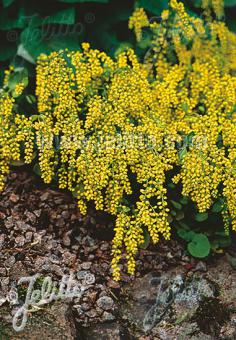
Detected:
[
  {"left": 212, "top": 199, "right": 224, "bottom": 213},
  {"left": 30, "top": 115, "right": 40, "bottom": 122},
  {"left": 72, "top": 183, "right": 84, "bottom": 198},
  {"left": 33, "top": 163, "right": 41, "bottom": 176},
  {"left": 26, "top": 95, "right": 36, "bottom": 104},
  {"left": 168, "top": 182, "right": 175, "bottom": 189},
  {"left": 178, "top": 229, "right": 195, "bottom": 242},
  {"left": 140, "top": 228, "right": 150, "bottom": 249},
  {"left": 178, "top": 147, "right": 187, "bottom": 162},
  {"left": 20, "top": 27, "right": 44, "bottom": 53},
  {"left": 6, "top": 68, "right": 28, "bottom": 92},
  {"left": 0, "top": 7, "right": 27, "bottom": 30},
  {"left": 178, "top": 221, "right": 190, "bottom": 230},
  {"left": 10, "top": 159, "right": 25, "bottom": 166},
  {"left": 177, "top": 229, "right": 188, "bottom": 240},
  {"left": 0, "top": 43, "right": 16, "bottom": 61},
  {"left": 98, "top": 31, "right": 120, "bottom": 54},
  {"left": 44, "top": 8, "right": 75, "bottom": 25},
  {"left": 176, "top": 211, "right": 185, "bottom": 221},
  {"left": 17, "top": 44, "right": 35, "bottom": 64},
  {"left": 224, "top": 0, "right": 236, "bottom": 7},
  {"left": 215, "top": 230, "right": 228, "bottom": 237},
  {"left": 187, "top": 234, "right": 210, "bottom": 258},
  {"left": 10, "top": 152, "right": 37, "bottom": 166},
  {"left": 182, "top": 103, "right": 189, "bottom": 113},
  {"left": 59, "top": 0, "right": 109, "bottom": 3},
  {"left": 2, "top": 0, "right": 15, "bottom": 7},
  {"left": 195, "top": 212, "right": 208, "bottom": 222},
  {"left": 184, "top": 131, "right": 195, "bottom": 147},
  {"left": 227, "top": 18, "right": 236, "bottom": 32},
  {"left": 112, "top": 7, "right": 132, "bottom": 21},
  {"left": 114, "top": 42, "right": 132, "bottom": 57},
  {"left": 137, "top": 32, "right": 152, "bottom": 49},
  {"left": 192, "top": 0, "right": 202, "bottom": 8},
  {"left": 215, "top": 236, "right": 231, "bottom": 248},
  {"left": 198, "top": 106, "right": 205, "bottom": 113},
  {"left": 122, "top": 206, "right": 131, "bottom": 213},
  {"left": 171, "top": 200, "right": 182, "bottom": 210},
  {"left": 21, "top": 28, "right": 81, "bottom": 59},
  {"left": 167, "top": 214, "right": 173, "bottom": 223},
  {"left": 180, "top": 196, "right": 189, "bottom": 205},
  {"left": 210, "top": 239, "right": 220, "bottom": 251},
  {"left": 0, "top": 69, "right": 5, "bottom": 84},
  {"left": 137, "top": 0, "right": 168, "bottom": 15}
]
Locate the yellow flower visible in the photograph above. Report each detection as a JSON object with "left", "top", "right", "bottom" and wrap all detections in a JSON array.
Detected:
[
  {"left": 129, "top": 8, "right": 149, "bottom": 42},
  {"left": 0, "top": 0, "right": 235, "bottom": 281}
]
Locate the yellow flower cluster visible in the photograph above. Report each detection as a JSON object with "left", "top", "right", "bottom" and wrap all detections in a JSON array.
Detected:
[
  {"left": 136, "top": 1, "right": 236, "bottom": 234},
  {"left": 170, "top": 0, "right": 196, "bottom": 39},
  {"left": 0, "top": 0, "right": 235, "bottom": 280},
  {"left": 0, "top": 92, "right": 34, "bottom": 190},
  {"left": 202, "top": 0, "right": 224, "bottom": 19},
  {"left": 34, "top": 44, "right": 177, "bottom": 280},
  {"left": 14, "top": 83, "right": 25, "bottom": 97},
  {"left": 128, "top": 8, "right": 149, "bottom": 42}
]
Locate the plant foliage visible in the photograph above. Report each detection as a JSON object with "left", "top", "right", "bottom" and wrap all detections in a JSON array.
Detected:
[{"left": 0, "top": 0, "right": 236, "bottom": 279}]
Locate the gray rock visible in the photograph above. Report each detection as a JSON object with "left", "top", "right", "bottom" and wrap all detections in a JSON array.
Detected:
[
  {"left": 1, "top": 277, "right": 10, "bottom": 294},
  {"left": 15, "top": 220, "right": 31, "bottom": 231},
  {"left": 55, "top": 218, "right": 65, "bottom": 227},
  {"left": 102, "top": 311, "right": 116, "bottom": 321},
  {"left": 9, "top": 262, "right": 28, "bottom": 281},
  {"left": 81, "top": 302, "right": 91, "bottom": 311},
  {"left": 40, "top": 192, "right": 50, "bottom": 201},
  {"left": 25, "top": 211, "right": 36, "bottom": 224},
  {"left": 5, "top": 216, "right": 14, "bottom": 229},
  {"left": 6, "top": 303, "right": 76, "bottom": 339},
  {"left": 34, "top": 209, "right": 42, "bottom": 217},
  {"left": 85, "top": 309, "right": 98, "bottom": 318},
  {"left": 173, "top": 276, "right": 215, "bottom": 320},
  {"left": 4, "top": 256, "right": 16, "bottom": 267},
  {"left": 143, "top": 275, "right": 184, "bottom": 332},
  {"left": 15, "top": 235, "right": 25, "bottom": 247},
  {"left": 9, "top": 193, "right": 19, "bottom": 203},
  {"left": 0, "top": 267, "right": 7, "bottom": 276},
  {"left": 82, "top": 323, "right": 129, "bottom": 340},
  {"left": 83, "top": 235, "right": 96, "bottom": 247},
  {"left": 50, "top": 264, "right": 64, "bottom": 277},
  {"left": 194, "top": 261, "right": 207, "bottom": 272},
  {"left": 0, "top": 295, "right": 7, "bottom": 306},
  {"left": 0, "top": 234, "right": 5, "bottom": 249},
  {"left": 120, "top": 268, "right": 216, "bottom": 333},
  {"left": 107, "top": 279, "right": 120, "bottom": 289},
  {"left": 97, "top": 296, "right": 114, "bottom": 311},
  {"left": 81, "top": 262, "right": 92, "bottom": 270},
  {"left": 77, "top": 270, "right": 95, "bottom": 285},
  {"left": 25, "top": 231, "right": 33, "bottom": 242},
  {"left": 62, "top": 232, "right": 71, "bottom": 247},
  {"left": 100, "top": 243, "right": 109, "bottom": 250},
  {"left": 61, "top": 210, "right": 70, "bottom": 219},
  {"left": 7, "top": 288, "right": 18, "bottom": 305},
  {"left": 34, "top": 256, "right": 47, "bottom": 270}
]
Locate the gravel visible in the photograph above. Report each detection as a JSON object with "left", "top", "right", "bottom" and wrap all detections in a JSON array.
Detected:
[
  {"left": 0, "top": 170, "right": 189, "bottom": 332},
  {"left": 96, "top": 296, "right": 114, "bottom": 311}
]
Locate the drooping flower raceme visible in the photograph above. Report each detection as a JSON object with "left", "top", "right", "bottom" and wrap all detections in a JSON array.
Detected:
[{"left": 0, "top": 0, "right": 235, "bottom": 280}]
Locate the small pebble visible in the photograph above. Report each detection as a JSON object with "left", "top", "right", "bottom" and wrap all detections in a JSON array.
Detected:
[
  {"left": 96, "top": 296, "right": 114, "bottom": 311},
  {"left": 9, "top": 193, "right": 20, "bottom": 203}
]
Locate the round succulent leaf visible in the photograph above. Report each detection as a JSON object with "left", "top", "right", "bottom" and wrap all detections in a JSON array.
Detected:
[{"left": 187, "top": 233, "right": 210, "bottom": 258}]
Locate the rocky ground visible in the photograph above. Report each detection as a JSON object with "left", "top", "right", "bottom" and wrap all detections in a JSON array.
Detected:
[{"left": 0, "top": 170, "right": 236, "bottom": 339}]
